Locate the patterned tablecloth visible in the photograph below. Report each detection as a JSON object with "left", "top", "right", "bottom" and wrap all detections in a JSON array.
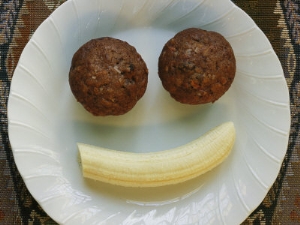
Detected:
[{"left": 0, "top": 0, "right": 298, "bottom": 224}]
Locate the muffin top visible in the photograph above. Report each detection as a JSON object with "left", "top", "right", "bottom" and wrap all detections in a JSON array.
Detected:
[
  {"left": 158, "top": 28, "right": 236, "bottom": 104},
  {"left": 69, "top": 37, "right": 148, "bottom": 116}
]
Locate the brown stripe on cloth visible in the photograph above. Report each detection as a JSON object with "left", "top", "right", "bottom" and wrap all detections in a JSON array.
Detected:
[
  {"left": 1, "top": 1, "right": 65, "bottom": 224},
  {"left": 0, "top": 0, "right": 298, "bottom": 224},
  {"left": 234, "top": 0, "right": 299, "bottom": 224},
  {"left": 1, "top": 1, "right": 29, "bottom": 224}
]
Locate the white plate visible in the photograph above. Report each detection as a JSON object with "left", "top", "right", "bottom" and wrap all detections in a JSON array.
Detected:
[{"left": 8, "top": 0, "right": 290, "bottom": 224}]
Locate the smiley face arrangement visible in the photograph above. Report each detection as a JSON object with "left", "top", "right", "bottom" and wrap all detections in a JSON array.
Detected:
[{"left": 69, "top": 28, "right": 236, "bottom": 187}]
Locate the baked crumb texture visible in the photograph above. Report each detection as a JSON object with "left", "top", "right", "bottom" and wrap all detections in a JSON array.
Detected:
[
  {"left": 69, "top": 37, "right": 148, "bottom": 116},
  {"left": 158, "top": 28, "right": 236, "bottom": 104}
]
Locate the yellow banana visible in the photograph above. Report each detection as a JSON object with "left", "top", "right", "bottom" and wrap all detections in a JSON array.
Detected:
[{"left": 78, "top": 121, "right": 235, "bottom": 187}]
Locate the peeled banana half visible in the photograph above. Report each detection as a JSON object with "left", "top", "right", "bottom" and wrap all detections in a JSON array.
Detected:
[{"left": 78, "top": 121, "right": 236, "bottom": 187}]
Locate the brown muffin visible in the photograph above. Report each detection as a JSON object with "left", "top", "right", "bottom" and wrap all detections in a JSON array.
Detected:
[
  {"left": 69, "top": 37, "right": 148, "bottom": 116},
  {"left": 158, "top": 28, "right": 236, "bottom": 104}
]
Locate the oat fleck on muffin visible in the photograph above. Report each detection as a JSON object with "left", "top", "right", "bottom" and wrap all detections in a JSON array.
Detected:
[
  {"left": 69, "top": 37, "right": 148, "bottom": 116},
  {"left": 158, "top": 28, "right": 236, "bottom": 104}
]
